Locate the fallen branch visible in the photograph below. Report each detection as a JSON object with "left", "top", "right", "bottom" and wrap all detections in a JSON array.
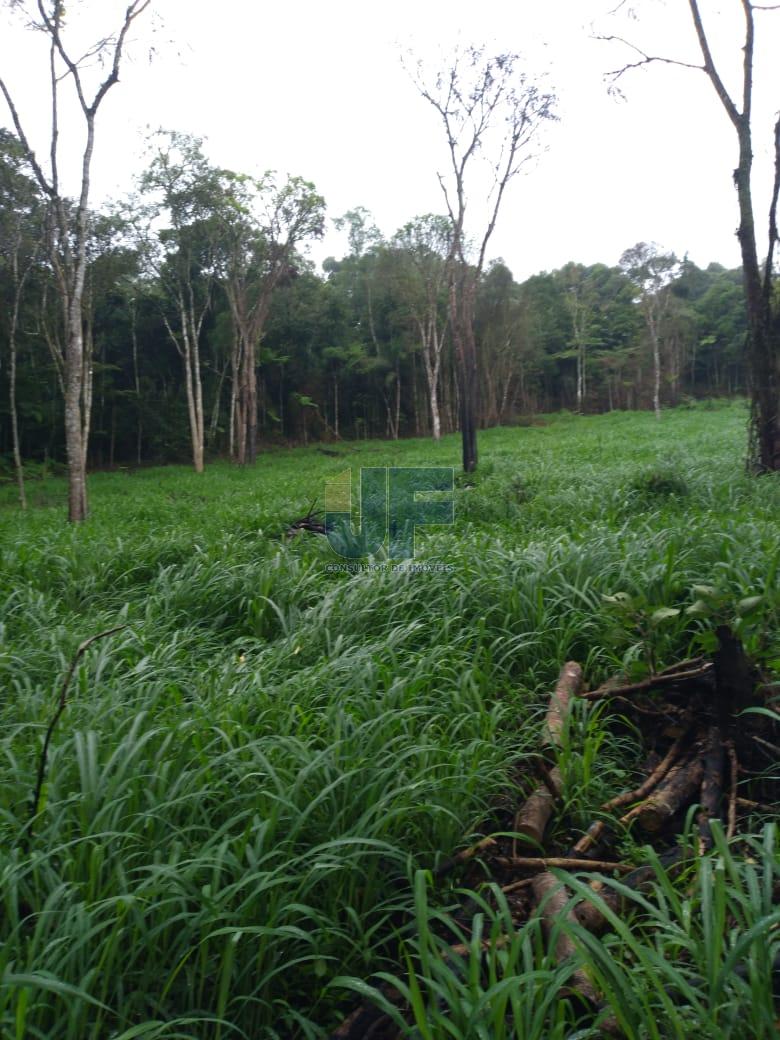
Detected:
[
  {"left": 583, "top": 664, "right": 712, "bottom": 702},
  {"left": 532, "top": 872, "right": 598, "bottom": 1003},
  {"left": 513, "top": 765, "right": 562, "bottom": 849},
  {"left": 434, "top": 835, "right": 497, "bottom": 878},
  {"left": 633, "top": 753, "right": 704, "bottom": 833},
  {"left": 543, "top": 660, "right": 582, "bottom": 747},
  {"left": 726, "top": 739, "right": 739, "bottom": 840},
  {"left": 572, "top": 729, "right": 690, "bottom": 855},
  {"left": 514, "top": 662, "right": 580, "bottom": 853},
  {"left": 496, "top": 856, "right": 633, "bottom": 873}
]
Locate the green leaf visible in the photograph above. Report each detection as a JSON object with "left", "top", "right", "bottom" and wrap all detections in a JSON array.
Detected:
[
  {"left": 736, "top": 595, "right": 763, "bottom": 616},
  {"left": 691, "top": 584, "right": 717, "bottom": 598},
  {"left": 686, "top": 599, "right": 712, "bottom": 617},
  {"left": 650, "top": 607, "right": 680, "bottom": 624},
  {"left": 602, "top": 592, "right": 633, "bottom": 605}
]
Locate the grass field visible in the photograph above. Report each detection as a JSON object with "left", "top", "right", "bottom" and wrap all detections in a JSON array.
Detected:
[{"left": 0, "top": 401, "right": 778, "bottom": 1038}]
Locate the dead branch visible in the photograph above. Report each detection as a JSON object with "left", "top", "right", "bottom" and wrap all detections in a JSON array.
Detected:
[
  {"left": 497, "top": 856, "right": 633, "bottom": 873},
  {"left": 697, "top": 725, "right": 725, "bottom": 851},
  {"left": 573, "top": 729, "right": 690, "bottom": 855},
  {"left": 633, "top": 753, "right": 704, "bottom": 833},
  {"left": 583, "top": 664, "right": 712, "bottom": 701},
  {"left": 543, "top": 660, "right": 582, "bottom": 746},
  {"left": 532, "top": 872, "right": 598, "bottom": 1002}
]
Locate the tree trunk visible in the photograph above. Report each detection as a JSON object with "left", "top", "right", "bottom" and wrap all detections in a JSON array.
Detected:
[
  {"left": 8, "top": 254, "right": 27, "bottom": 510},
  {"left": 451, "top": 270, "right": 478, "bottom": 472},
  {"left": 65, "top": 303, "right": 87, "bottom": 521}
]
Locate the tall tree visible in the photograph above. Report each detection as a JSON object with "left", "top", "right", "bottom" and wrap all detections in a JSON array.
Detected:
[
  {"left": 412, "top": 46, "right": 555, "bottom": 471},
  {"left": 605, "top": 1, "right": 779, "bottom": 470},
  {"left": 391, "top": 215, "right": 451, "bottom": 440},
  {"left": 0, "top": 0, "right": 152, "bottom": 519},
  {"left": 0, "top": 129, "right": 42, "bottom": 508},
  {"left": 620, "top": 242, "right": 680, "bottom": 420},
  {"left": 215, "top": 172, "right": 325, "bottom": 464},
  {"left": 138, "top": 132, "right": 221, "bottom": 474}
]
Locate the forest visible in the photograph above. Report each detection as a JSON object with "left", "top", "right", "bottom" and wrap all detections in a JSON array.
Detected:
[{"left": 0, "top": 127, "right": 751, "bottom": 473}]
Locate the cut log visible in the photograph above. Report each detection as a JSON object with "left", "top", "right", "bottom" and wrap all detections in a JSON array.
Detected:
[
  {"left": 542, "top": 660, "right": 582, "bottom": 747},
  {"left": 532, "top": 871, "right": 598, "bottom": 1003},
  {"left": 572, "top": 730, "right": 689, "bottom": 855},
  {"left": 514, "top": 765, "right": 562, "bottom": 846},
  {"left": 635, "top": 754, "right": 704, "bottom": 833},
  {"left": 433, "top": 836, "right": 497, "bottom": 878},
  {"left": 513, "top": 662, "right": 581, "bottom": 850}
]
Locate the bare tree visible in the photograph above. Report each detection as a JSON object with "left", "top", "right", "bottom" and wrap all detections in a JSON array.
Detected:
[
  {"left": 412, "top": 46, "right": 555, "bottom": 471},
  {"left": 0, "top": 0, "right": 152, "bottom": 519},
  {"left": 604, "top": 2, "right": 779, "bottom": 470}
]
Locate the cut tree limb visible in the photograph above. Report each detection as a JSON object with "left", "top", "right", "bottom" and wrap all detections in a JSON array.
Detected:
[
  {"left": 497, "top": 856, "right": 633, "bottom": 873},
  {"left": 543, "top": 660, "right": 582, "bottom": 747},
  {"left": 572, "top": 729, "right": 690, "bottom": 855},
  {"left": 513, "top": 765, "right": 562, "bottom": 848},
  {"left": 583, "top": 664, "right": 713, "bottom": 701},
  {"left": 635, "top": 753, "right": 704, "bottom": 833},
  {"left": 532, "top": 871, "right": 598, "bottom": 1003},
  {"left": 513, "top": 662, "right": 580, "bottom": 851}
]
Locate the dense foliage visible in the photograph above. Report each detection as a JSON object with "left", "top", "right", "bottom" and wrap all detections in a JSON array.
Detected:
[
  {"left": 0, "top": 130, "right": 749, "bottom": 474},
  {"left": 0, "top": 402, "right": 777, "bottom": 1037}
]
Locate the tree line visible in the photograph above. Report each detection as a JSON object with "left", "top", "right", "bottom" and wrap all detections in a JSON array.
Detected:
[
  {"left": 0, "top": 123, "right": 749, "bottom": 488},
  {"left": 0, "top": 2, "right": 776, "bottom": 522}
]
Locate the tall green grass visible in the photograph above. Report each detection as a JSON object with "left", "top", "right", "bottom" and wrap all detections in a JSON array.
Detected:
[{"left": 0, "top": 401, "right": 778, "bottom": 1036}]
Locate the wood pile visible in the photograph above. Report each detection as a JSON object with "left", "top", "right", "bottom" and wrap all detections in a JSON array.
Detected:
[{"left": 329, "top": 625, "right": 779, "bottom": 1038}]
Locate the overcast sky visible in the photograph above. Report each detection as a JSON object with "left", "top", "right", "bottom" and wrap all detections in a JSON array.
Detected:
[{"left": 1, "top": 0, "right": 778, "bottom": 281}]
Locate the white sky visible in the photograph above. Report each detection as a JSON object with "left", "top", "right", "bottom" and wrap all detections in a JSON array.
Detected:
[{"left": 1, "top": 0, "right": 778, "bottom": 281}]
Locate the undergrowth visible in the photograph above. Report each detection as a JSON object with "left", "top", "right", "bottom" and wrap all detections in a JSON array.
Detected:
[{"left": 0, "top": 402, "right": 777, "bottom": 1037}]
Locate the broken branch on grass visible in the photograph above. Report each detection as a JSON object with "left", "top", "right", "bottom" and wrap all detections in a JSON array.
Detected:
[
  {"left": 583, "top": 664, "right": 712, "bottom": 701},
  {"left": 433, "top": 835, "right": 497, "bottom": 878},
  {"left": 513, "top": 662, "right": 580, "bottom": 853},
  {"left": 496, "top": 856, "right": 634, "bottom": 873},
  {"left": 26, "top": 625, "right": 126, "bottom": 845},
  {"left": 532, "top": 871, "right": 598, "bottom": 1003},
  {"left": 573, "top": 728, "right": 690, "bottom": 855},
  {"left": 632, "top": 752, "right": 704, "bottom": 833},
  {"left": 543, "top": 660, "right": 582, "bottom": 746}
]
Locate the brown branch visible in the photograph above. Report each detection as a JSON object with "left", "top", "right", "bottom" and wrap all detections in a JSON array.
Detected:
[
  {"left": 572, "top": 729, "right": 690, "bottom": 855},
  {"left": 600, "top": 33, "right": 703, "bottom": 81},
  {"left": 0, "top": 76, "right": 54, "bottom": 197},
  {"left": 25, "top": 626, "right": 126, "bottom": 847},
  {"left": 583, "top": 664, "right": 712, "bottom": 701},
  {"left": 433, "top": 835, "right": 497, "bottom": 878},
  {"left": 496, "top": 856, "right": 633, "bottom": 873},
  {"left": 764, "top": 116, "right": 780, "bottom": 301},
  {"left": 688, "top": 0, "right": 742, "bottom": 127},
  {"left": 543, "top": 660, "right": 582, "bottom": 746}
]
